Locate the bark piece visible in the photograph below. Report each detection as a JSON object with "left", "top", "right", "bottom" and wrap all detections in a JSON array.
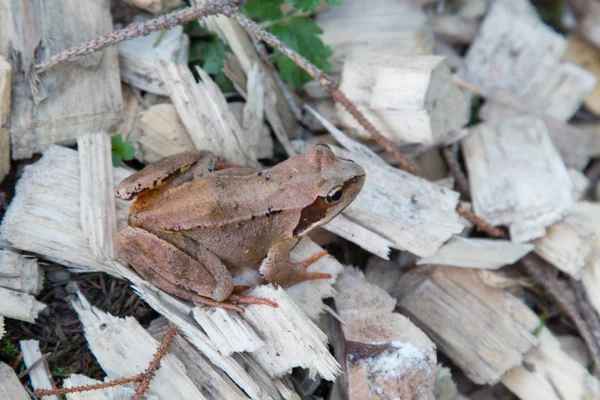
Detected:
[
  {"left": 563, "top": 32, "right": 600, "bottom": 115},
  {"left": 462, "top": 1, "right": 595, "bottom": 121},
  {"left": 117, "top": 18, "right": 189, "bottom": 95},
  {"left": 302, "top": 107, "right": 464, "bottom": 258},
  {"left": 417, "top": 236, "right": 534, "bottom": 269},
  {"left": 157, "top": 61, "right": 259, "bottom": 168},
  {"left": 78, "top": 133, "right": 119, "bottom": 262},
  {"left": 395, "top": 267, "right": 539, "bottom": 384},
  {"left": 0, "top": 286, "right": 46, "bottom": 323},
  {"left": 337, "top": 53, "right": 469, "bottom": 148},
  {"left": 532, "top": 215, "right": 596, "bottom": 278},
  {"left": 0, "top": 250, "right": 43, "bottom": 295},
  {"left": 0, "top": 56, "right": 10, "bottom": 182},
  {"left": 501, "top": 327, "right": 600, "bottom": 400},
  {"left": 333, "top": 268, "right": 437, "bottom": 400},
  {"left": 0, "top": 0, "right": 123, "bottom": 159},
  {"left": 479, "top": 90, "right": 589, "bottom": 170},
  {"left": 462, "top": 117, "right": 573, "bottom": 242},
  {"left": 0, "top": 362, "right": 29, "bottom": 400},
  {"left": 20, "top": 340, "right": 58, "bottom": 400}
]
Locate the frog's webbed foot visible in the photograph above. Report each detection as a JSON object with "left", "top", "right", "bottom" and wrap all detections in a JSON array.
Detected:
[{"left": 259, "top": 238, "right": 332, "bottom": 287}]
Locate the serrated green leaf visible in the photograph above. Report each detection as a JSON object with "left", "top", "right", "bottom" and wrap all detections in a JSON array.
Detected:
[
  {"left": 243, "top": 0, "right": 284, "bottom": 20},
  {"left": 189, "top": 37, "right": 230, "bottom": 75},
  {"left": 269, "top": 17, "right": 333, "bottom": 88},
  {"left": 111, "top": 134, "right": 135, "bottom": 167},
  {"left": 215, "top": 72, "right": 235, "bottom": 93},
  {"left": 287, "top": 0, "right": 320, "bottom": 12}
]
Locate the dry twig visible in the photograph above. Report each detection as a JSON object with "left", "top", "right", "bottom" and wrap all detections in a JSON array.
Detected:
[{"left": 442, "top": 143, "right": 471, "bottom": 201}]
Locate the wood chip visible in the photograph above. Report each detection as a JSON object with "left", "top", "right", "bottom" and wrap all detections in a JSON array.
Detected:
[
  {"left": 0, "top": 317, "right": 4, "bottom": 339},
  {"left": 62, "top": 374, "right": 146, "bottom": 400},
  {"left": 563, "top": 32, "right": 600, "bottom": 115},
  {"left": 417, "top": 236, "right": 534, "bottom": 269},
  {"left": 118, "top": 19, "right": 189, "bottom": 95},
  {"left": 0, "top": 362, "right": 29, "bottom": 400},
  {"left": 123, "top": 0, "right": 183, "bottom": 14},
  {"left": 20, "top": 340, "right": 57, "bottom": 400},
  {"left": 333, "top": 268, "right": 437, "bottom": 399},
  {"left": 0, "top": 56, "right": 10, "bottom": 183},
  {"left": 501, "top": 327, "right": 600, "bottom": 400},
  {"left": 569, "top": 168, "right": 590, "bottom": 200},
  {"left": 157, "top": 61, "right": 259, "bottom": 168},
  {"left": 0, "top": 250, "right": 43, "bottom": 295},
  {"left": 243, "top": 64, "right": 273, "bottom": 160},
  {"left": 462, "top": 1, "right": 595, "bottom": 121},
  {"left": 0, "top": 0, "right": 123, "bottom": 159},
  {"left": 462, "top": 117, "right": 573, "bottom": 242},
  {"left": 433, "top": 366, "right": 469, "bottom": 400},
  {"left": 574, "top": 122, "right": 600, "bottom": 158},
  {"left": 479, "top": 90, "right": 589, "bottom": 170},
  {"left": 337, "top": 53, "right": 469, "bottom": 148},
  {"left": 395, "top": 267, "right": 539, "bottom": 384},
  {"left": 0, "top": 286, "right": 46, "bottom": 323}
]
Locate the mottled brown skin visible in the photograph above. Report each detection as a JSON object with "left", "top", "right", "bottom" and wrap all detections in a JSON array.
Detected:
[{"left": 116, "top": 145, "right": 365, "bottom": 310}]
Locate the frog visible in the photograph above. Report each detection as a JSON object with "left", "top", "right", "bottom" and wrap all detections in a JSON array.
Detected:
[{"left": 115, "top": 144, "right": 365, "bottom": 312}]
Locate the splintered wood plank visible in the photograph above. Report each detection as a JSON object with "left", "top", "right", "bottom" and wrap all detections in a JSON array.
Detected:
[
  {"left": 0, "top": 56, "right": 10, "bottom": 182},
  {"left": 78, "top": 133, "right": 119, "bottom": 262},
  {"left": 72, "top": 291, "right": 208, "bottom": 400},
  {"left": 147, "top": 318, "right": 248, "bottom": 400},
  {"left": 462, "top": 117, "right": 573, "bottom": 242},
  {"left": 0, "top": 0, "right": 123, "bottom": 159},
  {"left": 117, "top": 19, "right": 189, "bottom": 95},
  {"left": 20, "top": 340, "right": 58, "bottom": 400},
  {"left": 193, "top": 0, "right": 297, "bottom": 156},
  {"left": 417, "top": 236, "right": 534, "bottom": 269},
  {"left": 0, "top": 250, "right": 43, "bottom": 295},
  {"left": 0, "top": 362, "right": 29, "bottom": 400},
  {"left": 479, "top": 90, "right": 589, "bottom": 170},
  {"left": 136, "top": 103, "right": 196, "bottom": 164},
  {"left": 462, "top": 1, "right": 595, "bottom": 121},
  {"left": 157, "top": 61, "right": 259, "bottom": 168},
  {"left": 333, "top": 268, "right": 437, "bottom": 399},
  {"left": 63, "top": 375, "right": 140, "bottom": 400},
  {"left": 395, "top": 267, "right": 539, "bottom": 385},
  {"left": 337, "top": 53, "right": 469, "bottom": 148},
  {"left": 0, "top": 286, "right": 46, "bottom": 323},
  {"left": 300, "top": 108, "right": 464, "bottom": 258},
  {"left": 502, "top": 328, "right": 600, "bottom": 400}
]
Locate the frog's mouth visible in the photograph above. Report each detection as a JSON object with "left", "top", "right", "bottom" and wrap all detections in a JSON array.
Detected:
[{"left": 293, "top": 176, "right": 363, "bottom": 236}]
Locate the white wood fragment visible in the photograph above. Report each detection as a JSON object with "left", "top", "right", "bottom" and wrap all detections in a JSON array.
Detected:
[
  {"left": 434, "top": 15, "right": 479, "bottom": 45},
  {"left": 462, "top": 1, "right": 595, "bottom": 121},
  {"left": 78, "top": 133, "right": 119, "bottom": 261},
  {"left": 480, "top": 90, "right": 589, "bottom": 170},
  {"left": 229, "top": 102, "right": 273, "bottom": 160},
  {"left": 324, "top": 214, "right": 392, "bottom": 260},
  {"left": 123, "top": 0, "right": 182, "bottom": 14},
  {"left": 563, "top": 32, "right": 600, "bottom": 115},
  {"left": 433, "top": 366, "right": 469, "bottom": 400},
  {"left": 502, "top": 327, "right": 600, "bottom": 400},
  {"left": 0, "top": 316, "right": 4, "bottom": 339},
  {"left": 300, "top": 108, "right": 463, "bottom": 258},
  {"left": 0, "top": 362, "right": 30, "bottom": 400},
  {"left": 242, "top": 285, "right": 341, "bottom": 381},
  {"left": 575, "top": 122, "right": 600, "bottom": 157},
  {"left": 147, "top": 318, "right": 248, "bottom": 400},
  {"left": 334, "top": 268, "right": 437, "bottom": 399},
  {"left": 533, "top": 215, "right": 596, "bottom": 278},
  {"left": 243, "top": 64, "right": 268, "bottom": 159},
  {"left": 462, "top": 117, "right": 573, "bottom": 242},
  {"left": 418, "top": 236, "right": 534, "bottom": 269},
  {"left": 137, "top": 103, "right": 196, "bottom": 164},
  {"left": 117, "top": 20, "right": 189, "bottom": 95},
  {"left": 569, "top": 168, "right": 590, "bottom": 200},
  {"left": 0, "top": 56, "right": 11, "bottom": 183},
  {"left": 395, "top": 267, "right": 539, "bottom": 384},
  {"left": 556, "top": 335, "right": 590, "bottom": 368},
  {"left": 157, "top": 61, "right": 259, "bottom": 168},
  {"left": 20, "top": 340, "right": 58, "bottom": 400},
  {"left": 0, "top": 0, "right": 123, "bottom": 159},
  {"left": 0, "top": 250, "right": 43, "bottom": 295},
  {"left": 72, "top": 291, "right": 208, "bottom": 400},
  {"left": 62, "top": 374, "right": 145, "bottom": 400},
  {"left": 337, "top": 53, "right": 469, "bottom": 148},
  {"left": 0, "top": 286, "right": 46, "bottom": 323}
]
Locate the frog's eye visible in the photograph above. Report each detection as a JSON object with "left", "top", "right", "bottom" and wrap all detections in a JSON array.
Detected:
[{"left": 324, "top": 185, "right": 344, "bottom": 204}]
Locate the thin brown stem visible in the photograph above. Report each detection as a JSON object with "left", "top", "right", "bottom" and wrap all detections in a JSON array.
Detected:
[
  {"left": 571, "top": 279, "right": 600, "bottom": 361},
  {"left": 456, "top": 203, "right": 506, "bottom": 238},
  {"left": 442, "top": 143, "right": 471, "bottom": 201},
  {"left": 34, "top": 0, "right": 242, "bottom": 73},
  {"left": 132, "top": 322, "right": 179, "bottom": 400},
  {"left": 34, "top": 374, "right": 143, "bottom": 397},
  {"left": 228, "top": 12, "right": 425, "bottom": 178}
]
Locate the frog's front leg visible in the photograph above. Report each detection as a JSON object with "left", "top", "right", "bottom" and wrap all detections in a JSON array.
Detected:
[
  {"left": 119, "top": 227, "right": 275, "bottom": 312},
  {"left": 259, "top": 238, "right": 332, "bottom": 287}
]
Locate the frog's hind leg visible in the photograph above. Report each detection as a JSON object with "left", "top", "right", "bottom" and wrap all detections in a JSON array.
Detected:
[{"left": 259, "top": 238, "right": 332, "bottom": 287}]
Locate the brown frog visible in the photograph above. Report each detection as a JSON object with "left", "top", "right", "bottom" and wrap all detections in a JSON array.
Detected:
[{"left": 115, "top": 145, "right": 365, "bottom": 312}]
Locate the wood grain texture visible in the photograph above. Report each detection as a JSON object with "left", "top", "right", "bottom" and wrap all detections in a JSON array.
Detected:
[
  {"left": 0, "top": 286, "right": 46, "bottom": 323},
  {"left": 0, "top": 56, "right": 10, "bottom": 182},
  {"left": 0, "top": 250, "right": 43, "bottom": 295},
  {"left": 0, "top": 0, "right": 123, "bottom": 159},
  {"left": 0, "top": 362, "right": 29, "bottom": 400},
  {"left": 20, "top": 340, "right": 58, "bottom": 400}
]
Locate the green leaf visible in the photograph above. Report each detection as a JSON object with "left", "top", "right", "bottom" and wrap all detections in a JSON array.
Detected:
[
  {"left": 111, "top": 134, "right": 135, "bottom": 167},
  {"left": 269, "top": 17, "right": 333, "bottom": 88},
  {"left": 326, "top": 0, "right": 341, "bottom": 5},
  {"left": 287, "top": 0, "right": 320, "bottom": 12},
  {"left": 215, "top": 72, "right": 235, "bottom": 93},
  {"left": 201, "top": 37, "right": 229, "bottom": 74},
  {"left": 243, "top": 0, "right": 284, "bottom": 20}
]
